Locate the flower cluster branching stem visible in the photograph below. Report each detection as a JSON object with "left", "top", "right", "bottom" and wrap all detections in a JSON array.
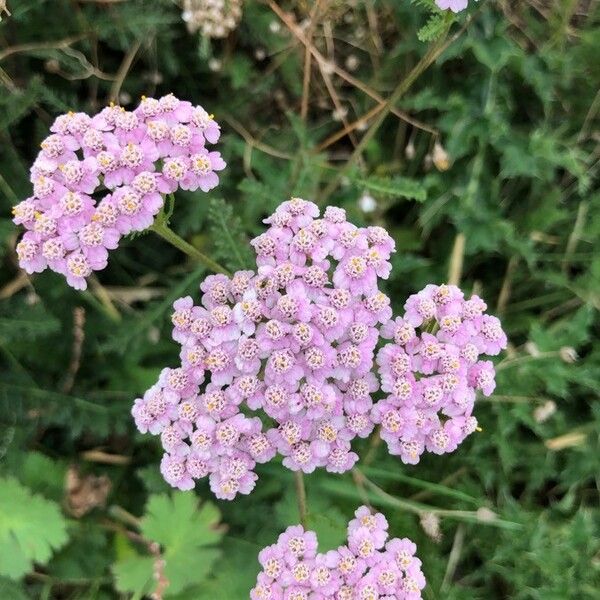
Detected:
[
  {"left": 150, "top": 218, "right": 230, "bottom": 276},
  {"left": 294, "top": 470, "right": 308, "bottom": 529}
]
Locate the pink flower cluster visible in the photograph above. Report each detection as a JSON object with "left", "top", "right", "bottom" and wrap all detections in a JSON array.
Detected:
[
  {"left": 371, "top": 284, "right": 507, "bottom": 464},
  {"left": 435, "top": 0, "right": 470, "bottom": 13},
  {"left": 12, "top": 94, "right": 225, "bottom": 290},
  {"left": 251, "top": 505, "right": 426, "bottom": 600},
  {"left": 132, "top": 198, "right": 396, "bottom": 499}
]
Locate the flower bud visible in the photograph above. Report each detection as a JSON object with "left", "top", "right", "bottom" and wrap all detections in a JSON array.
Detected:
[{"left": 432, "top": 141, "right": 450, "bottom": 171}]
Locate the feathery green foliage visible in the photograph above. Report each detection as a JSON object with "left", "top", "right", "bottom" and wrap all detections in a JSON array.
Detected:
[{"left": 0, "top": 0, "right": 598, "bottom": 598}]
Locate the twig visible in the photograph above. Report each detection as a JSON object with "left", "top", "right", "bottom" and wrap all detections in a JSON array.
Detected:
[
  {"left": 577, "top": 88, "right": 600, "bottom": 142},
  {"left": 81, "top": 449, "right": 131, "bottom": 465},
  {"left": 268, "top": 0, "right": 358, "bottom": 150},
  {"left": 365, "top": 0, "right": 383, "bottom": 56},
  {"left": 320, "top": 13, "right": 468, "bottom": 199},
  {"left": 59, "top": 45, "right": 115, "bottom": 81},
  {"left": 62, "top": 307, "right": 86, "bottom": 393},
  {"left": 441, "top": 524, "right": 465, "bottom": 593},
  {"left": 220, "top": 112, "right": 294, "bottom": 159},
  {"left": 89, "top": 275, "right": 122, "bottom": 321},
  {"left": 109, "top": 39, "right": 142, "bottom": 103},
  {"left": 268, "top": 0, "right": 438, "bottom": 141},
  {"left": 300, "top": 0, "right": 324, "bottom": 120},
  {"left": 104, "top": 510, "right": 169, "bottom": 599},
  {"left": 562, "top": 200, "right": 589, "bottom": 274},
  {"left": 447, "top": 232, "right": 466, "bottom": 286},
  {"left": 0, "top": 271, "right": 29, "bottom": 299},
  {"left": 496, "top": 256, "right": 519, "bottom": 314},
  {"left": 316, "top": 103, "right": 385, "bottom": 152},
  {"left": 0, "top": 35, "right": 86, "bottom": 62}
]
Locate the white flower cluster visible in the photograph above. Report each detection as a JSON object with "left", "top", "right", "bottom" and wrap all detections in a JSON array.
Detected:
[{"left": 181, "top": 0, "right": 243, "bottom": 38}]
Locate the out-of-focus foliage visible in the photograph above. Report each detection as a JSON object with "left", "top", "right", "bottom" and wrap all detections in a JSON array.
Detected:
[
  {"left": 0, "top": 477, "right": 69, "bottom": 579},
  {"left": 0, "top": 0, "right": 598, "bottom": 598}
]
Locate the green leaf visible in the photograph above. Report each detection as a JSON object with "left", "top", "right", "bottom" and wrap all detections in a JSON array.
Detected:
[
  {"left": 418, "top": 13, "right": 448, "bottom": 43},
  {"left": 207, "top": 198, "right": 254, "bottom": 271},
  {"left": 17, "top": 452, "right": 67, "bottom": 503},
  {"left": 354, "top": 175, "right": 427, "bottom": 202},
  {"left": 0, "top": 302, "right": 60, "bottom": 343},
  {"left": 0, "top": 477, "right": 69, "bottom": 579},
  {"left": 182, "top": 538, "right": 260, "bottom": 600},
  {"left": 113, "top": 492, "right": 224, "bottom": 597},
  {"left": 0, "top": 577, "right": 30, "bottom": 600},
  {"left": 0, "top": 76, "right": 45, "bottom": 131},
  {"left": 141, "top": 492, "right": 223, "bottom": 548},
  {"left": 113, "top": 555, "right": 155, "bottom": 598},
  {"left": 0, "top": 219, "right": 15, "bottom": 258},
  {"left": 101, "top": 266, "right": 206, "bottom": 354}
]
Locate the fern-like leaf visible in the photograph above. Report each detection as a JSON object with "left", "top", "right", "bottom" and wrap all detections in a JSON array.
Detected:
[
  {"left": 355, "top": 175, "right": 427, "bottom": 202},
  {"left": 207, "top": 198, "right": 253, "bottom": 271}
]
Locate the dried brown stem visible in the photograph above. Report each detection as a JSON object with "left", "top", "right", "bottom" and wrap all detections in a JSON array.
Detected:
[
  {"left": 62, "top": 307, "right": 86, "bottom": 393},
  {"left": 109, "top": 39, "right": 142, "bottom": 103}
]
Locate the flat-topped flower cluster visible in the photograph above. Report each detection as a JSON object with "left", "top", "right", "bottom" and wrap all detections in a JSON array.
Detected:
[
  {"left": 372, "top": 284, "right": 507, "bottom": 464},
  {"left": 435, "top": 0, "right": 471, "bottom": 13},
  {"left": 133, "top": 198, "right": 395, "bottom": 499},
  {"left": 12, "top": 94, "right": 225, "bottom": 289},
  {"left": 132, "top": 198, "right": 507, "bottom": 499},
  {"left": 251, "top": 505, "right": 426, "bottom": 600}
]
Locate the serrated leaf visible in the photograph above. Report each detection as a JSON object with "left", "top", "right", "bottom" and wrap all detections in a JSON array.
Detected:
[
  {"left": 113, "top": 555, "right": 155, "bottom": 597},
  {"left": 113, "top": 492, "right": 224, "bottom": 597},
  {"left": 184, "top": 538, "right": 260, "bottom": 600},
  {"left": 141, "top": 493, "right": 223, "bottom": 548},
  {"left": 355, "top": 176, "right": 427, "bottom": 202},
  {"left": 0, "top": 76, "right": 45, "bottom": 131},
  {"left": 0, "top": 477, "right": 69, "bottom": 579},
  {"left": 18, "top": 452, "right": 67, "bottom": 503}
]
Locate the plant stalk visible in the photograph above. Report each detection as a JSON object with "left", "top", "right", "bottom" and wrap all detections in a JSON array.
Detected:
[
  {"left": 294, "top": 471, "right": 308, "bottom": 529},
  {"left": 151, "top": 220, "right": 230, "bottom": 276}
]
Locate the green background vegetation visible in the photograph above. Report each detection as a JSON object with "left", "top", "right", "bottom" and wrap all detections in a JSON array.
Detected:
[{"left": 0, "top": 0, "right": 598, "bottom": 598}]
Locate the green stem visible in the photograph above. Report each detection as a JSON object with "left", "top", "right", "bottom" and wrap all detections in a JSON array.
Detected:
[
  {"left": 294, "top": 471, "right": 308, "bottom": 529},
  {"left": 150, "top": 219, "right": 230, "bottom": 275}
]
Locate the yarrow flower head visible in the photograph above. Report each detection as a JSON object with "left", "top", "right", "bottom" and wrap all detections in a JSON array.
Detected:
[
  {"left": 132, "top": 198, "right": 396, "bottom": 499},
  {"left": 250, "top": 505, "right": 426, "bottom": 599},
  {"left": 371, "top": 283, "right": 507, "bottom": 465},
  {"left": 435, "top": 0, "right": 471, "bottom": 13},
  {"left": 182, "top": 0, "right": 243, "bottom": 38},
  {"left": 13, "top": 94, "right": 225, "bottom": 290}
]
